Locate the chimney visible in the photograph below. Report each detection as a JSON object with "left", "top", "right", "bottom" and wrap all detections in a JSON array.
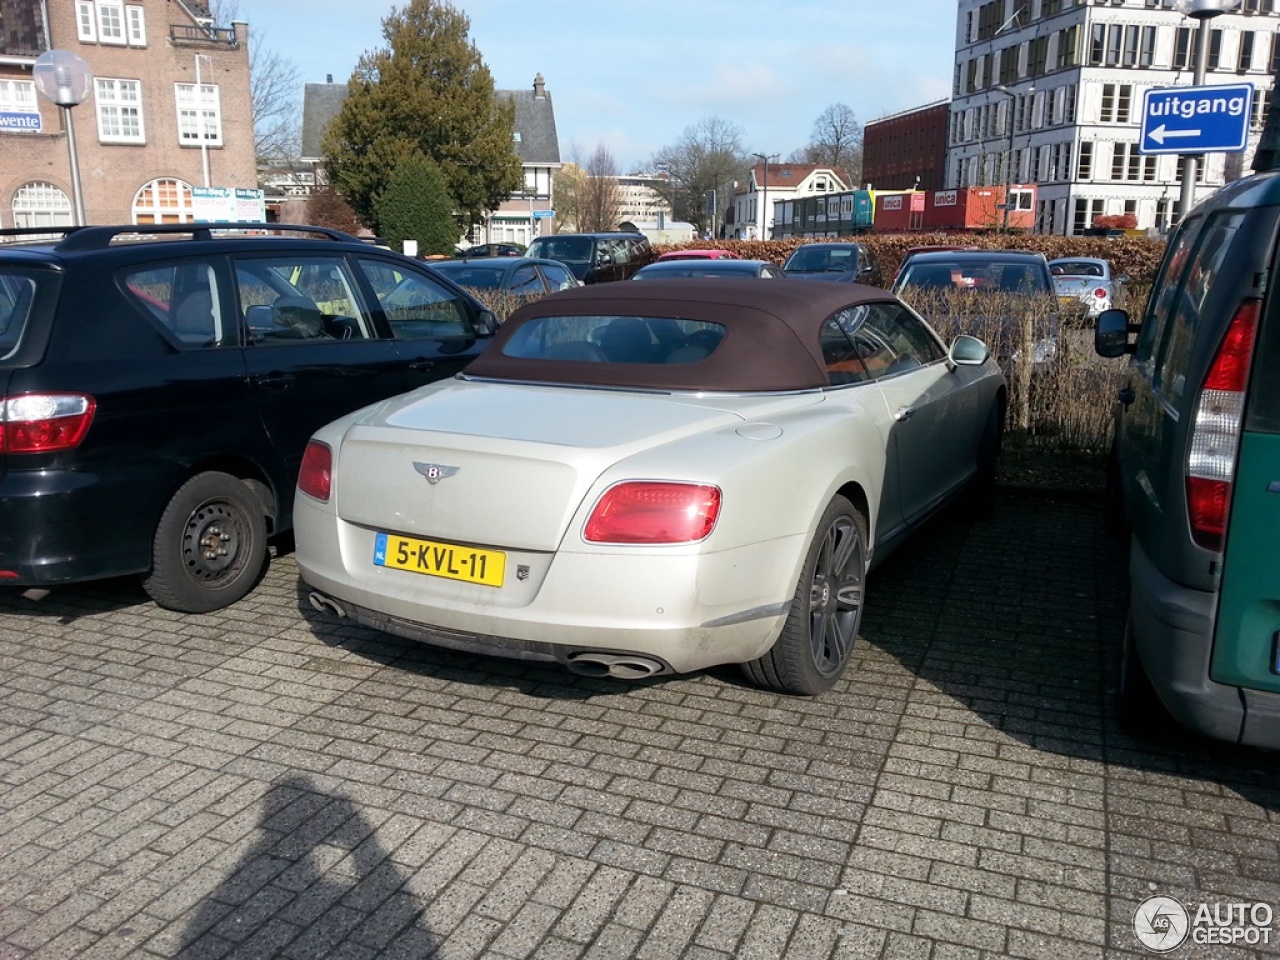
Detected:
[
  {"left": 533, "top": 73, "right": 545, "bottom": 99},
  {"left": 326, "top": 74, "right": 333, "bottom": 83}
]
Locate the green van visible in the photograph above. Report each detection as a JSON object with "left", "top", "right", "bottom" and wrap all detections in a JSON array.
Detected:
[{"left": 1096, "top": 171, "right": 1280, "bottom": 748}]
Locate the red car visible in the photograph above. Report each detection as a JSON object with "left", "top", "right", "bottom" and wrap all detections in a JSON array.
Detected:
[{"left": 656, "top": 249, "right": 741, "bottom": 262}]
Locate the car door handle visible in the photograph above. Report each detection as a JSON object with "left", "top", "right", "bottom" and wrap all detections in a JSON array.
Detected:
[
  {"left": 252, "top": 373, "right": 296, "bottom": 390},
  {"left": 408, "top": 359, "right": 436, "bottom": 372},
  {"left": 894, "top": 406, "right": 917, "bottom": 421}
]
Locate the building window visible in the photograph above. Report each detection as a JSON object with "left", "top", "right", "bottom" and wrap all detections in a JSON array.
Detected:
[
  {"left": 1089, "top": 23, "right": 1106, "bottom": 64},
  {"left": 175, "top": 83, "right": 221, "bottom": 146},
  {"left": 126, "top": 4, "right": 145, "bottom": 45},
  {"left": 76, "top": 1, "right": 96, "bottom": 41},
  {"left": 1029, "top": 35, "right": 1049, "bottom": 76},
  {"left": 96, "top": 0, "right": 125, "bottom": 45},
  {"left": 1139, "top": 25, "right": 1156, "bottom": 66},
  {"left": 1063, "top": 83, "right": 1077, "bottom": 122},
  {"left": 1239, "top": 31, "right": 1255, "bottom": 71},
  {"left": 1057, "top": 25, "right": 1080, "bottom": 67},
  {"left": 12, "top": 181, "right": 72, "bottom": 230},
  {"left": 132, "top": 178, "right": 195, "bottom": 224},
  {"left": 1072, "top": 198, "right": 1104, "bottom": 235},
  {"left": 1078, "top": 140, "right": 1094, "bottom": 179},
  {"left": 0, "top": 79, "right": 37, "bottom": 112},
  {"left": 1106, "top": 24, "right": 1123, "bottom": 65},
  {"left": 1208, "top": 28, "right": 1224, "bottom": 70},
  {"left": 1099, "top": 83, "right": 1133, "bottom": 123},
  {"left": 95, "top": 78, "right": 143, "bottom": 142},
  {"left": 1176, "top": 27, "right": 1192, "bottom": 69}
]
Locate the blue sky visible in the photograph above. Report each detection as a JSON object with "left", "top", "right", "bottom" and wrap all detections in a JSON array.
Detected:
[{"left": 242, "top": 0, "right": 959, "bottom": 173}]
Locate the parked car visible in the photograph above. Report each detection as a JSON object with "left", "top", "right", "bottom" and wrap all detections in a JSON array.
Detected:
[
  {"left": 892, "top": 249, "right": 1061, "bottom": 369},
  {"left": 782, "top": 242, "right": 883, "bottom": 287},
  {"left": 631, "top": 259, "right": 783, "bottom": 280},
  {"left": 0, "top": 223, "right": 497, "bottom": 612},
  {"left": 1095, "top": 171, "right": 1280, "bottom": 748},
  {"left": 655, "top": 249, "right": 741, "bottom": 262},
  {"left": 427, "top": 256, "right": 581, "bottom": 297},
  {"left": 455, "top": 242, "right": 525, "bottom": 258},
  {"left": 524, "top": 232, "right": 655, "bottom": 284},
  {"left": 1049, "top": 256, "right": 1126, "bottom": 318},
  {"left": 295, "top": 279, "right": 1006, "bottom": 694}
]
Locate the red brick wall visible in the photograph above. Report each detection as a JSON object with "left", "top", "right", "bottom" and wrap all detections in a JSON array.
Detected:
[{"left": 0, "top": 0, "right": 256, "bottom": 225}]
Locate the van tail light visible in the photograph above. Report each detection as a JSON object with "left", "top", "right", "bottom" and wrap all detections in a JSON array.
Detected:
[
  {"left": 585, "top": 481, "right": 721, "bottom": 544},
  {"left": 1, "top": 393, "right": 96, "bottom": 453},
  {"left": 1186, "top": 299, "right": 1259, "bottom": 552},
  {"left": 298, "top": 440, "right": 332, "bottom": 502}
]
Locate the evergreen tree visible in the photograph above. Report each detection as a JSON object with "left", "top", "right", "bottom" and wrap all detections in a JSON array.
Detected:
[
  {"left": 322, "top": 0, "right": 523, "bottom": 234},
  {"left": 376, "top": 152, "right": 459, "bottom": 256}
]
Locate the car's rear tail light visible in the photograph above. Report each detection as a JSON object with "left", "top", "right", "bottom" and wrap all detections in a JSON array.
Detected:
[
  {"left": 1186, "top": 299, "right": 1259, "bottom": 552},
  {"left": 585, "top": 481, "right": 721, "bottom": 544},
  {"left": 1094, "top": 287, "right": 1108, "bottom": 299},
  {"left": 298, "top": 440, "right": 332, "bottom": 502},
  {"left": 1, "top": 393, "right": 96, "bottom": 453}
]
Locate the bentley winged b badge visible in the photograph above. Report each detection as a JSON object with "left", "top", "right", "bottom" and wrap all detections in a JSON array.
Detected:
[{"left": 413, "top": 462, "right": 460, "bottom": 485}]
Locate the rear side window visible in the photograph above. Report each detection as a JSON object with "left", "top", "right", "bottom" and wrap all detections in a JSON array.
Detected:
[
  {"left": 1153, "top": 212, "right": 1245, "bottom": 400},
  {"left": 0, "top": 271, "right": 39, "bottom": 360},
  {"left": 1136, "top": 215, "right": 1205, "bottom": 370},
  {"left": 122, "top": 261, "right": 229, "bottom": 348}
]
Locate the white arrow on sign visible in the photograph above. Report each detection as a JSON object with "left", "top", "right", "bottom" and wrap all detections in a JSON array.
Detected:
[{"left": 1148, "top": 124, "right": 1203, "bottom": 145}]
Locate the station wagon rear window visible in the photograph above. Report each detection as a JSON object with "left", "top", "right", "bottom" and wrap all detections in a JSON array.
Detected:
[{"left": 501, "top": 315, "right": 725, "bottom": 365}]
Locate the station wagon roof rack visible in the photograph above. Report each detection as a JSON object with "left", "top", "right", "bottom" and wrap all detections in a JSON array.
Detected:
[
  {"left": 0, "top": 222, "right": 368, "bottom": 253},
  {"left": 60, "top": 222, "right": 369, "bottom": 251}
]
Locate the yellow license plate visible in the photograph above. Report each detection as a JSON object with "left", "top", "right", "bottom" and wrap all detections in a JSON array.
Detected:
[{"left": 373, "top": 532, "right": 505, "bottom": 587}]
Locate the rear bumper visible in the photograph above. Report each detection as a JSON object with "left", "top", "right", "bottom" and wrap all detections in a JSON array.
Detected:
[
  {"left": 0, "top": 465, "right": 159, "bottom": 586},
  {"left": 294, "top": 495, "right": 799, "bottom": 676},
  {"left": 1129, "top": 539, "right": 1280, "bottom": 747}
]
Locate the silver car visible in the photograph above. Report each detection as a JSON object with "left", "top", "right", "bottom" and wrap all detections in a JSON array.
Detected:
[
  {"left": 1049, "top": 256, "right": 1126, "bottom": 318},
  {"left": 294, "top": 280, "right": 1006, "bottom": 694}
]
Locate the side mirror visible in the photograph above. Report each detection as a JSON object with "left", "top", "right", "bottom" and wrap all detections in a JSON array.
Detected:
[
  {"left": 245, "top": 304, "right": 274, "bottom": 330},
  {"left": 473, "top": 309, "right": 500, "bottom": 336},
  {"left": 1116, "top": 275, "right": 1130, "bottom": 285},
  {"left": 949, "top": 334, "right": 989, "bottom": 366},
  {"left": 1095, "top": 308, "right": 1137, "bottom": 357}
]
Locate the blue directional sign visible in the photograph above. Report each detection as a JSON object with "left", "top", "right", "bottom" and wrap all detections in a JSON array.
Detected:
[{"left": 1140, "top": 83, "right": 1254, "bottom": 155}]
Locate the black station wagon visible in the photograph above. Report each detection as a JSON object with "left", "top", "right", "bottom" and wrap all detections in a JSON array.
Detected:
[{"left": 0, "top": 223, "right": 496, "bottom": 612}]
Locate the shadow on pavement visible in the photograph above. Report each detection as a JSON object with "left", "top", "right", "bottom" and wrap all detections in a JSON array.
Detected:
[{"left": 178, "top": 774, "right": 436, "bottom": 959}]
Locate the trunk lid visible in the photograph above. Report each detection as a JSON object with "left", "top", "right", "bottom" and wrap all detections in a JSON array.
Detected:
[{"left": 333, "top": 381, "right": 816, "bottom": 551}]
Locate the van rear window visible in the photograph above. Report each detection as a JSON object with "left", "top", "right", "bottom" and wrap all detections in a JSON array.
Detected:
[{"left": 0, "top": 271, "right": 39, "bottom": 361}]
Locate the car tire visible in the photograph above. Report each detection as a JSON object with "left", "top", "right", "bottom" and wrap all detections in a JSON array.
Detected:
[
  {"left": 743, "top": 496, "right": 866, "bottom": 695},
  {"left": 142, "top": 471, "right": 268, "bottom": 613},
  {"left": 1116, "top": 613, "right": 1165, "bottom": 735}
]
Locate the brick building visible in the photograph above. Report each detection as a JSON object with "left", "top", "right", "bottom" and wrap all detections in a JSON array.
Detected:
[
  {"left": 862, "top": 100, "right": 950, "bottom": 192},
  {"left": 0, "top": 0, "right": 256, "bottom": 227}
]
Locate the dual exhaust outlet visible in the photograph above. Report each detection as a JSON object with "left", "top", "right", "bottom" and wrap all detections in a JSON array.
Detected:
[{"left": 307, "top": 590, "right": 669, "bottom": 681}]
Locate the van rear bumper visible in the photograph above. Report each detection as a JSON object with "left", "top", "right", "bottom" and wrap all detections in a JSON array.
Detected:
[{"left": 1129, "top": 540, "right": 1280, "bottom": 748}]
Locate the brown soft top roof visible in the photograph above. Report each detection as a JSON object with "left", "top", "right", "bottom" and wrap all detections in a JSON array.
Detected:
[{"left": 466, "top": 278, "right": 897, "bottom": 392}]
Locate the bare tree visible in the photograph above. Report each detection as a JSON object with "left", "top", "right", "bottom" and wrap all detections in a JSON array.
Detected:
[
  {"left": 580, "top": 146, "right": 623, "bottom": 232},
  {"left": 209, "top": 0, "right": 301, "bottom": 163},
  {"left": 550, "top": 162, "right": 586, "bottom": 233},
  {"left": 651, "top": 116, "right": 748, "bottom": 237},
  {"left": 803, "top": 103, "right": 863, "bottom": 184}
]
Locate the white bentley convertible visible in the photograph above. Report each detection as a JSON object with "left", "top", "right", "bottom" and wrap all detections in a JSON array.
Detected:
[{"left": 295, "top": 279, "right": 1005, "bottom": 694}]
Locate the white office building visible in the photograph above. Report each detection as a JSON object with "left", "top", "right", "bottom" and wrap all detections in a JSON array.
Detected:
[{"left": 948, "top": 0, "right": 1277, "bottom": 235}]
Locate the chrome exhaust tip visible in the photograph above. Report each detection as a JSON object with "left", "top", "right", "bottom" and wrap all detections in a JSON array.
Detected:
[
  {"left": 307, "top": 591, "right": 346, "bottom": 619},
  {"left": 566, "top": 652, "right": 667, "bottom": 680}
]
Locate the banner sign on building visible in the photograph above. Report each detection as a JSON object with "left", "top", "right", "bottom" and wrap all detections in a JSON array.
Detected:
[
  {"left": 934, "top": 190, "right": 959, "bottom": 207},
  {"left": 0, "top": 111, "right": 42, "bottom": 132},
  {"left": 192, "top": 186, "right": 266, "bottom": 223}
]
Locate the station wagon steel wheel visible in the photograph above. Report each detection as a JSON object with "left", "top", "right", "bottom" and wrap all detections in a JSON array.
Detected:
[
  {"left": 142, "top": 471, "right": 268, "bottom": 614},
  {"left": 743, "top": 495, "right": 866, "bottom": 695}
]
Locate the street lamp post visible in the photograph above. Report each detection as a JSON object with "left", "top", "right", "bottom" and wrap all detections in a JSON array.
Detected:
[
  {"left": 195, "top": 54, "right": 213, "bottom": 188},
  {"left": 752, "top": 152, "right": 778, "bottom": 240},
  {"left": 32, "top": 50, "right": 93, "bottom": 226},
  {"left": 994, "top": 85, "right": 1019, "bottom": 233},
  {"left": 1174, "top": 0, "right": 1241, "bottom": 221}
]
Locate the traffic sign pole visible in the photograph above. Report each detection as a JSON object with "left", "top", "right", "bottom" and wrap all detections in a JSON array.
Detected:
[{"left": 1182, "top": 21, "right": 1211, "bottom": 220}]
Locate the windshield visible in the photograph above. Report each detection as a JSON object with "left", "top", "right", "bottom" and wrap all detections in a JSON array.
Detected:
[
  {"left": 786, "top": 247, "right": 855, "bottom": 273},
  {"left": 526, "top": 236, "right": 594, "bottom": 264},
  {"left": 429, "top": 262, "right": 507, "bottom": 290}
]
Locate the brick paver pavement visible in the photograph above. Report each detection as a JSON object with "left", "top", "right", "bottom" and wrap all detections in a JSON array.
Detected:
[{"left": 2, "top": 491, "right": 1278, "bottom": 959}]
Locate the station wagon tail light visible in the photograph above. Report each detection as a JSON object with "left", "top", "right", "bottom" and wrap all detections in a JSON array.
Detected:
[
  {"left": 1, "top": 393, "right": 96, "bottom": 453},
  {"left": 1186, "top": 299, "right": 1259, "bottom": 552},
  {"left": 585, "top": 481, "right": 721, "bottom": 544},
  {"left": 298, "top": 440, "right": 332, "bottom": 502}
]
